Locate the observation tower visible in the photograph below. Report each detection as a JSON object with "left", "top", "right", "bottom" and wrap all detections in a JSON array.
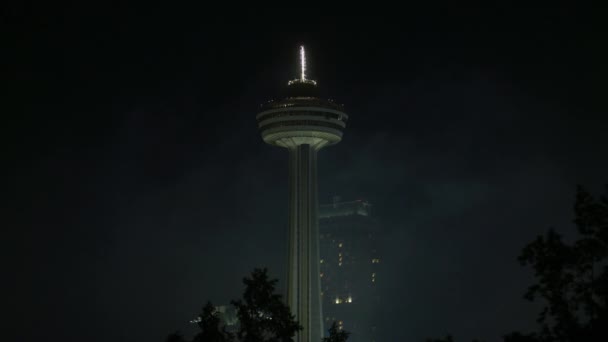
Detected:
[{"left": 256, "top": 46, "right": 348, "bottom": 342}]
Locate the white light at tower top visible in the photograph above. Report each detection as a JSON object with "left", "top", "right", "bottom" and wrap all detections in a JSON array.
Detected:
[
  {"left": 300, "top": 45, "right": 306, "bottom": 80},
  {"left": 287, "top": 45, "right": 316, "bottom": 86}
]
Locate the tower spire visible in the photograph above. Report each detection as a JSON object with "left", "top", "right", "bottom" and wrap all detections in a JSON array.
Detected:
[
  {"left": 300, "top": 45, "right": 307, "bottom": 81},
  {"left": 289, "top": 45, "right": 316, "bottom": 86}
]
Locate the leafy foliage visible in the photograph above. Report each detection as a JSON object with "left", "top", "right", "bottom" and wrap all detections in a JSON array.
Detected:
[
  {"left": 167, "top": 268, "right": 303, "bottom": 342},
  {"left": 192, "top": 302, "right": 234, "bottom": 342},
  {"left": 166, "top": 331, "right": 187, "bottom": 342},
  {"left": 428, "top": 185, "right": 608, "bottom": 342},
  {"left": 231, "top": 268, "right": 302, "bottom": 342},
  {"left": 322, "top": 321, "right": 350, "bottom": 342},
  {"left": 512, "top": 185, "right": 608, "bottom": 341}
]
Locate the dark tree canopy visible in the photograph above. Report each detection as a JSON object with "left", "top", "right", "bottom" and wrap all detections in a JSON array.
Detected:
[
  {"left": 502, "top": 332, "right": 540, "bottom": 342},
  {"left": 428, "top": 185, "right": 608, "bottom": 342},
  {"left": 506, "top": 185, "right": 608, "bottom": 341},
  {"left": 192, "top": 302, "right": 234, "bottom": 342},
  {"left": 166, "top": 331, "right": 187, "bottom": 342},
  {"left": 231, "top": 268, "right": 302, "bottom": 342},
  {"left": 322, "top": 321, "right": 350, "bottom": 342},
  {"left": 425, "top": 336, "right": 484, "bottom": 342},
  {"left": 167, "top": 268, "right": 302, "bottom": 342}
]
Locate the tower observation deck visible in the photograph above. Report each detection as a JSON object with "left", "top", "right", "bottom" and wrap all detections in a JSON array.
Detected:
[{"left": 256, "top": 46, "right": 348, "bottom": 342}]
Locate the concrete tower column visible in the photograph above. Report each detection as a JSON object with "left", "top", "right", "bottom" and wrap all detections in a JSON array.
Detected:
[{"left": 287, "top": 144, "right": 323, "bottom": 342}]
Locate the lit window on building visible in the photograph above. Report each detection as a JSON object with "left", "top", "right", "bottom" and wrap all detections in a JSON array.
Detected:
[
  {"left": 320, "top": 259, "right": 324, "bottom": 264},
  {"left": 335, "top": 297, "right": 342, "bottom": 304},
  {"left": 347, "top": 296, "right": 352, "bottom": 303},
  {"left": 372, "top": 258, "right": 380, "bottom": 264},
  {"left": 320, "top": 272, "right": 324, "bottom": 278},
  {"left": 338, "top": 242, "right": 343, "bottom": 248}
]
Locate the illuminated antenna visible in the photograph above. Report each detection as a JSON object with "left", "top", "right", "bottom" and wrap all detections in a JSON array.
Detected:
[
  {"left": 300, "top": 45, "right": 307, "bottom": 80},
  {"left": 288, "top": 45, "right": 316, "bottom": 86}
]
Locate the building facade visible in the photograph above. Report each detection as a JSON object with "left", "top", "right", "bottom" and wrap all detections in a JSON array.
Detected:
[{"left": 319, "top": 197, "right": 380, "bottom": 342}]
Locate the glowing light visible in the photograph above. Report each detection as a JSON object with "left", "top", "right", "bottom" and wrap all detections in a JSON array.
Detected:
[
  {"left": 286, "top": 45, "right": 317, "bottom": 86},
  {"left": 300, "top": 45, "right": 306, "bottom": 80},
  {"left": 347, "top": 296, "right": 352, "bottom": 303},
  {"left": 287, "top": 79, "right": 316, "bottom": 86}
]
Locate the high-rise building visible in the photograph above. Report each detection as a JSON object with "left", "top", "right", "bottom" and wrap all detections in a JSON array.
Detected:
[
  {"left": 319, "top": 197, "right": 380, "bottom": 342},
  {"left": 256, "top": 46, "right": 348, "bottom": 342}
]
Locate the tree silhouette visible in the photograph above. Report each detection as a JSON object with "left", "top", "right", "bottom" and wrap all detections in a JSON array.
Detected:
[
  {"left": 166, "top": 331, "right": 187, "bottom": 342},
  {"left": 425, "top": 336, "right": 485, "bottom": 342},
  {"left": 192, "top": 302, "right": 234, "bottom": 342},
  {"left": 502, "top": 332, "right": 539, "bottom": 342},
  {"left": 231, "top": 268, "right": 301, "bottom": 342},
  {"left": 504, "top": 185, "right": 608, "bottom": 341},
  {"left": 428, "top": 185, "right": 608, "bottom": 342},
  {"left": 168, "top": 268, "right": 302, "bottom": 342},
  {"left": 322, "top": 321, "right": 350, "bottom": 342}
]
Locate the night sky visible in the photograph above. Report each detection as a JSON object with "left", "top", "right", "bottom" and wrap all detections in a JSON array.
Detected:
[{"left": 7, "top": 6, "right": 608, "bottom": 342}]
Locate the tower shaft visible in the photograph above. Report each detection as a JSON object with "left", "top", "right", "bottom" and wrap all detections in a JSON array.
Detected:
[
  {"left": 257, "top": 45, "right": 347, "bottom": 341},
  {"left": 287, "top": 144, "right": 323, "bottom": 342}
]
